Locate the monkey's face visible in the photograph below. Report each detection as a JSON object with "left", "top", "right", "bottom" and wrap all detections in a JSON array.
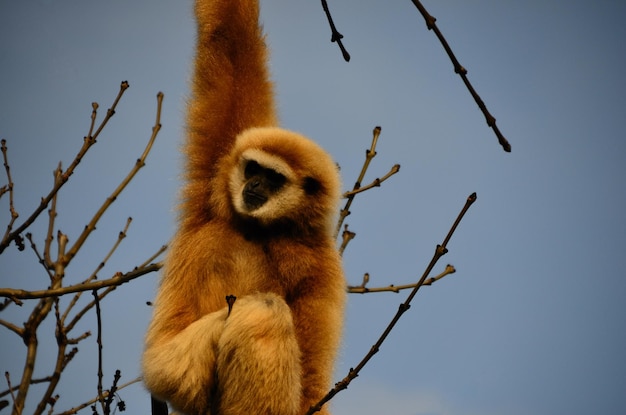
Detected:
[
  {"left": 223, "top": 127, "right": 341, "bottom": 231},
  {"left": 229, "top": 148, "right": 306, "bottom": 224},
  {"left": 241, "top": 159, "right": 287, "bottom": 210}
]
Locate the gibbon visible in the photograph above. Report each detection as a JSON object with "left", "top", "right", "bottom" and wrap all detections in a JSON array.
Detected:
[{"left": 142, "top": 0, "right": 346, "bottom": 414}]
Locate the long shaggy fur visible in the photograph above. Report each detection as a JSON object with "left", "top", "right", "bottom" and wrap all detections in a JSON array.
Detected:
[{"left": 142, "top": 1, "right": 346, "bottom": 414}]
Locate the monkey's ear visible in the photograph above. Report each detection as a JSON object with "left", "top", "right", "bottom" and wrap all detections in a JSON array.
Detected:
[{"left": 303, "top": 177, "right": 321, "bottom": 195}]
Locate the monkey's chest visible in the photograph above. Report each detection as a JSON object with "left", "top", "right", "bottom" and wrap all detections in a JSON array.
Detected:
[{"left": 215, "top": 242, "right": 313, "bottom": 296}]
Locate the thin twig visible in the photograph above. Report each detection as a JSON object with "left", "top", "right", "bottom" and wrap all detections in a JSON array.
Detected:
[
  {"left": 53, "top": 231, "right": 67, "bottom": 285},
  {"left": 307, "top": 192, "right": 477, "bottom": 414},
  {"left": 25, "top": 233, "right": 54, "bottom": 281},
  {"left": 1, "top": 139, "right": 21, "bottom": 250},
  {"left": 342, "top": 164, "right": 400, "bottom": 197},
  {"left": 65, "top": 290, "right": 104, "bottom": 340},
  {"left": 409, "top": 0, "right": 511, "bottom": 152},
  {"left": 0, "top": 139, "right": 9, "bottom": 199},
  {"left": 87, "top": 102, "right": 99, "bottom": 139},
  {"left": 0, "top": 375, "right": 66, "bottom": 400},
  {"left": 0, "top": 318, "right": 23, "bottom": 337},
  {"left": 93, "top": 289, "right": 105, "bottom": 413},
  {"left": 138, "top": 244, "right": 167, "bottom": 269},
  {"left": 66, "top": 333, "right": 90, "bottom": 346},
  {"left": 320, "top": 0, "right": 350, "bottom": 61},
  {"left": 4, "top": 372, "right": 16, "bottom": 409},
  {"left": 44, "top": 163, "right": 63, "bottom": 268},
  {"left": 347, "top": 264, "right": 456, "bottom": 294},
  {"left": 0, "top": 298, "right": 17, "bottom": 311},
  {"left": 337, "top": 224, "right": 356, "bottom": 256}
]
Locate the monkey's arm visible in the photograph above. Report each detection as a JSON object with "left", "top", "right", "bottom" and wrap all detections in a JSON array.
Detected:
[
  {"left": 290, "top": 267, "right": 346, "bottom": 415},
  {"left": 216, "top": 293, "right": 302, "bottom": 415},
  {"left": 184, "top": 0, "right": 276, "bottom": 228},
  {"left": 143, "top": 308, "right": 228, "bottom": 415}
]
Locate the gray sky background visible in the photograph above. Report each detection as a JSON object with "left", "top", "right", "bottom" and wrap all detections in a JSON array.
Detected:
[{"left": 1, "top": 1, "right": 625, "bottom": 414}]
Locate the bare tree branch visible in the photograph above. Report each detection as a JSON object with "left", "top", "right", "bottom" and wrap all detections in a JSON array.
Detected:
[
  {"left": 44, "top": 164, "right": 63, "bottom": 268},
  {"left": 63, "top": 91, "right": 164, "bottom": 265},
  {"left": 0, "top": 139, "right": 19, "bottom": 249},
  {"left": 347, "top": 264, "right": 456, "bottom": 294},
  {"left": 25, "top": 232, "right": 54, "bottom": 281},
  {"left": 93, "top": 289, "right": 105, "bottom": 414},
  {"left": 337, "top": 224, "right": 356, "bottom": 256},
  {"left": 409, "top": 0, "right": 511, "bottom": 152},
  {"left": 342, "top": 164, "right": 400, "bottom": 198},
  {"left": 0, "top": 262, "right": 162, "bottom": 301},
  {"left": 320, "top": 0, "right": 350, "bottom": 61},
  {"left": 334, "top": 126, "right": 400, "bottom": 240},
  {"left": 0, "top": 81, "right": 131, "bottom": 254}
]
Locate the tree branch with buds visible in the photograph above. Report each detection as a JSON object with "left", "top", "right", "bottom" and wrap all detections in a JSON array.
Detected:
[
  {"left": 0, "top": 84, "right": 166, "bottom": 415},
  {"left": 309, "top": 193, "right": 477, "bottom": 414}
]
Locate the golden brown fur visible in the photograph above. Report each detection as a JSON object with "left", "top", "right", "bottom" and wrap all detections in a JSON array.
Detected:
[{"left": 142, "top": 1, "right": 345, "bottom": 414}]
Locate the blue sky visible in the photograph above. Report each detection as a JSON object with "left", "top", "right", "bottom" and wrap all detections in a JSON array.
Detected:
[{"left": 1, "top": 1, "right": 625, "bottom": 414}]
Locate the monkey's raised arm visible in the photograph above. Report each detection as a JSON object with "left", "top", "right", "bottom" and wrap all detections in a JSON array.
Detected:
[{"left": 183, "top": 0, "right": 277, "bottom": 227}]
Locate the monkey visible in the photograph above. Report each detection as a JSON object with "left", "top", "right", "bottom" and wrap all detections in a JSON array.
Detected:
[{"left": 142, "top": 0, "right": 346, "bottom": 414}]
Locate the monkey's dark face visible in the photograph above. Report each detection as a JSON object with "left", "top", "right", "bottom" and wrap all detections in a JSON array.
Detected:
[
  {"left": 226, "top": 127, "right": 341, "bottom": 232},
  {"left": 229, "top": 148, "right": 305, "bottom": 224},
  {"left": 242, "top": 160, "right": 287, "bottom": 210}
]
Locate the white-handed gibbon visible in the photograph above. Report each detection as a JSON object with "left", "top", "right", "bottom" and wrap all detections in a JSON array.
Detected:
[{"left": 142, "top": 1, "right": 346, "bottom": 414}]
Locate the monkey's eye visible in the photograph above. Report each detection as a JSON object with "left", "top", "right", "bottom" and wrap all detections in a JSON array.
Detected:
[
  {"left": 265, "top": 169, "right": 286, "bottom": 189},
  {"left": 244, "top": 160, "right": 262, "bottom": 179}
]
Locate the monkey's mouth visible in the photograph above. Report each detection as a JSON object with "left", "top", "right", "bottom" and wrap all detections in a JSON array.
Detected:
[{"left": 243, "top": 190, "right": 267, "bottom": 210}]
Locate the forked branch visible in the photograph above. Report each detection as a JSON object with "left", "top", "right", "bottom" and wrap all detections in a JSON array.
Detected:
[
  {"left": 334, "top": 126, "right": 400, "bottom": 240},
  {"left": 0, "top": 81, "right": 131, "bottom": 254},
  {"left": 63, "top": 91, "right": 164, "bottom": 265},
  {"left": 0, "top": 83, "right": 167, "bottom": 415},
  {"left": 347, "top": 264, "right": 456, "bottom": 294},
  {"left": 0, "top": 139, "right": 19, "bottom": 247}
]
